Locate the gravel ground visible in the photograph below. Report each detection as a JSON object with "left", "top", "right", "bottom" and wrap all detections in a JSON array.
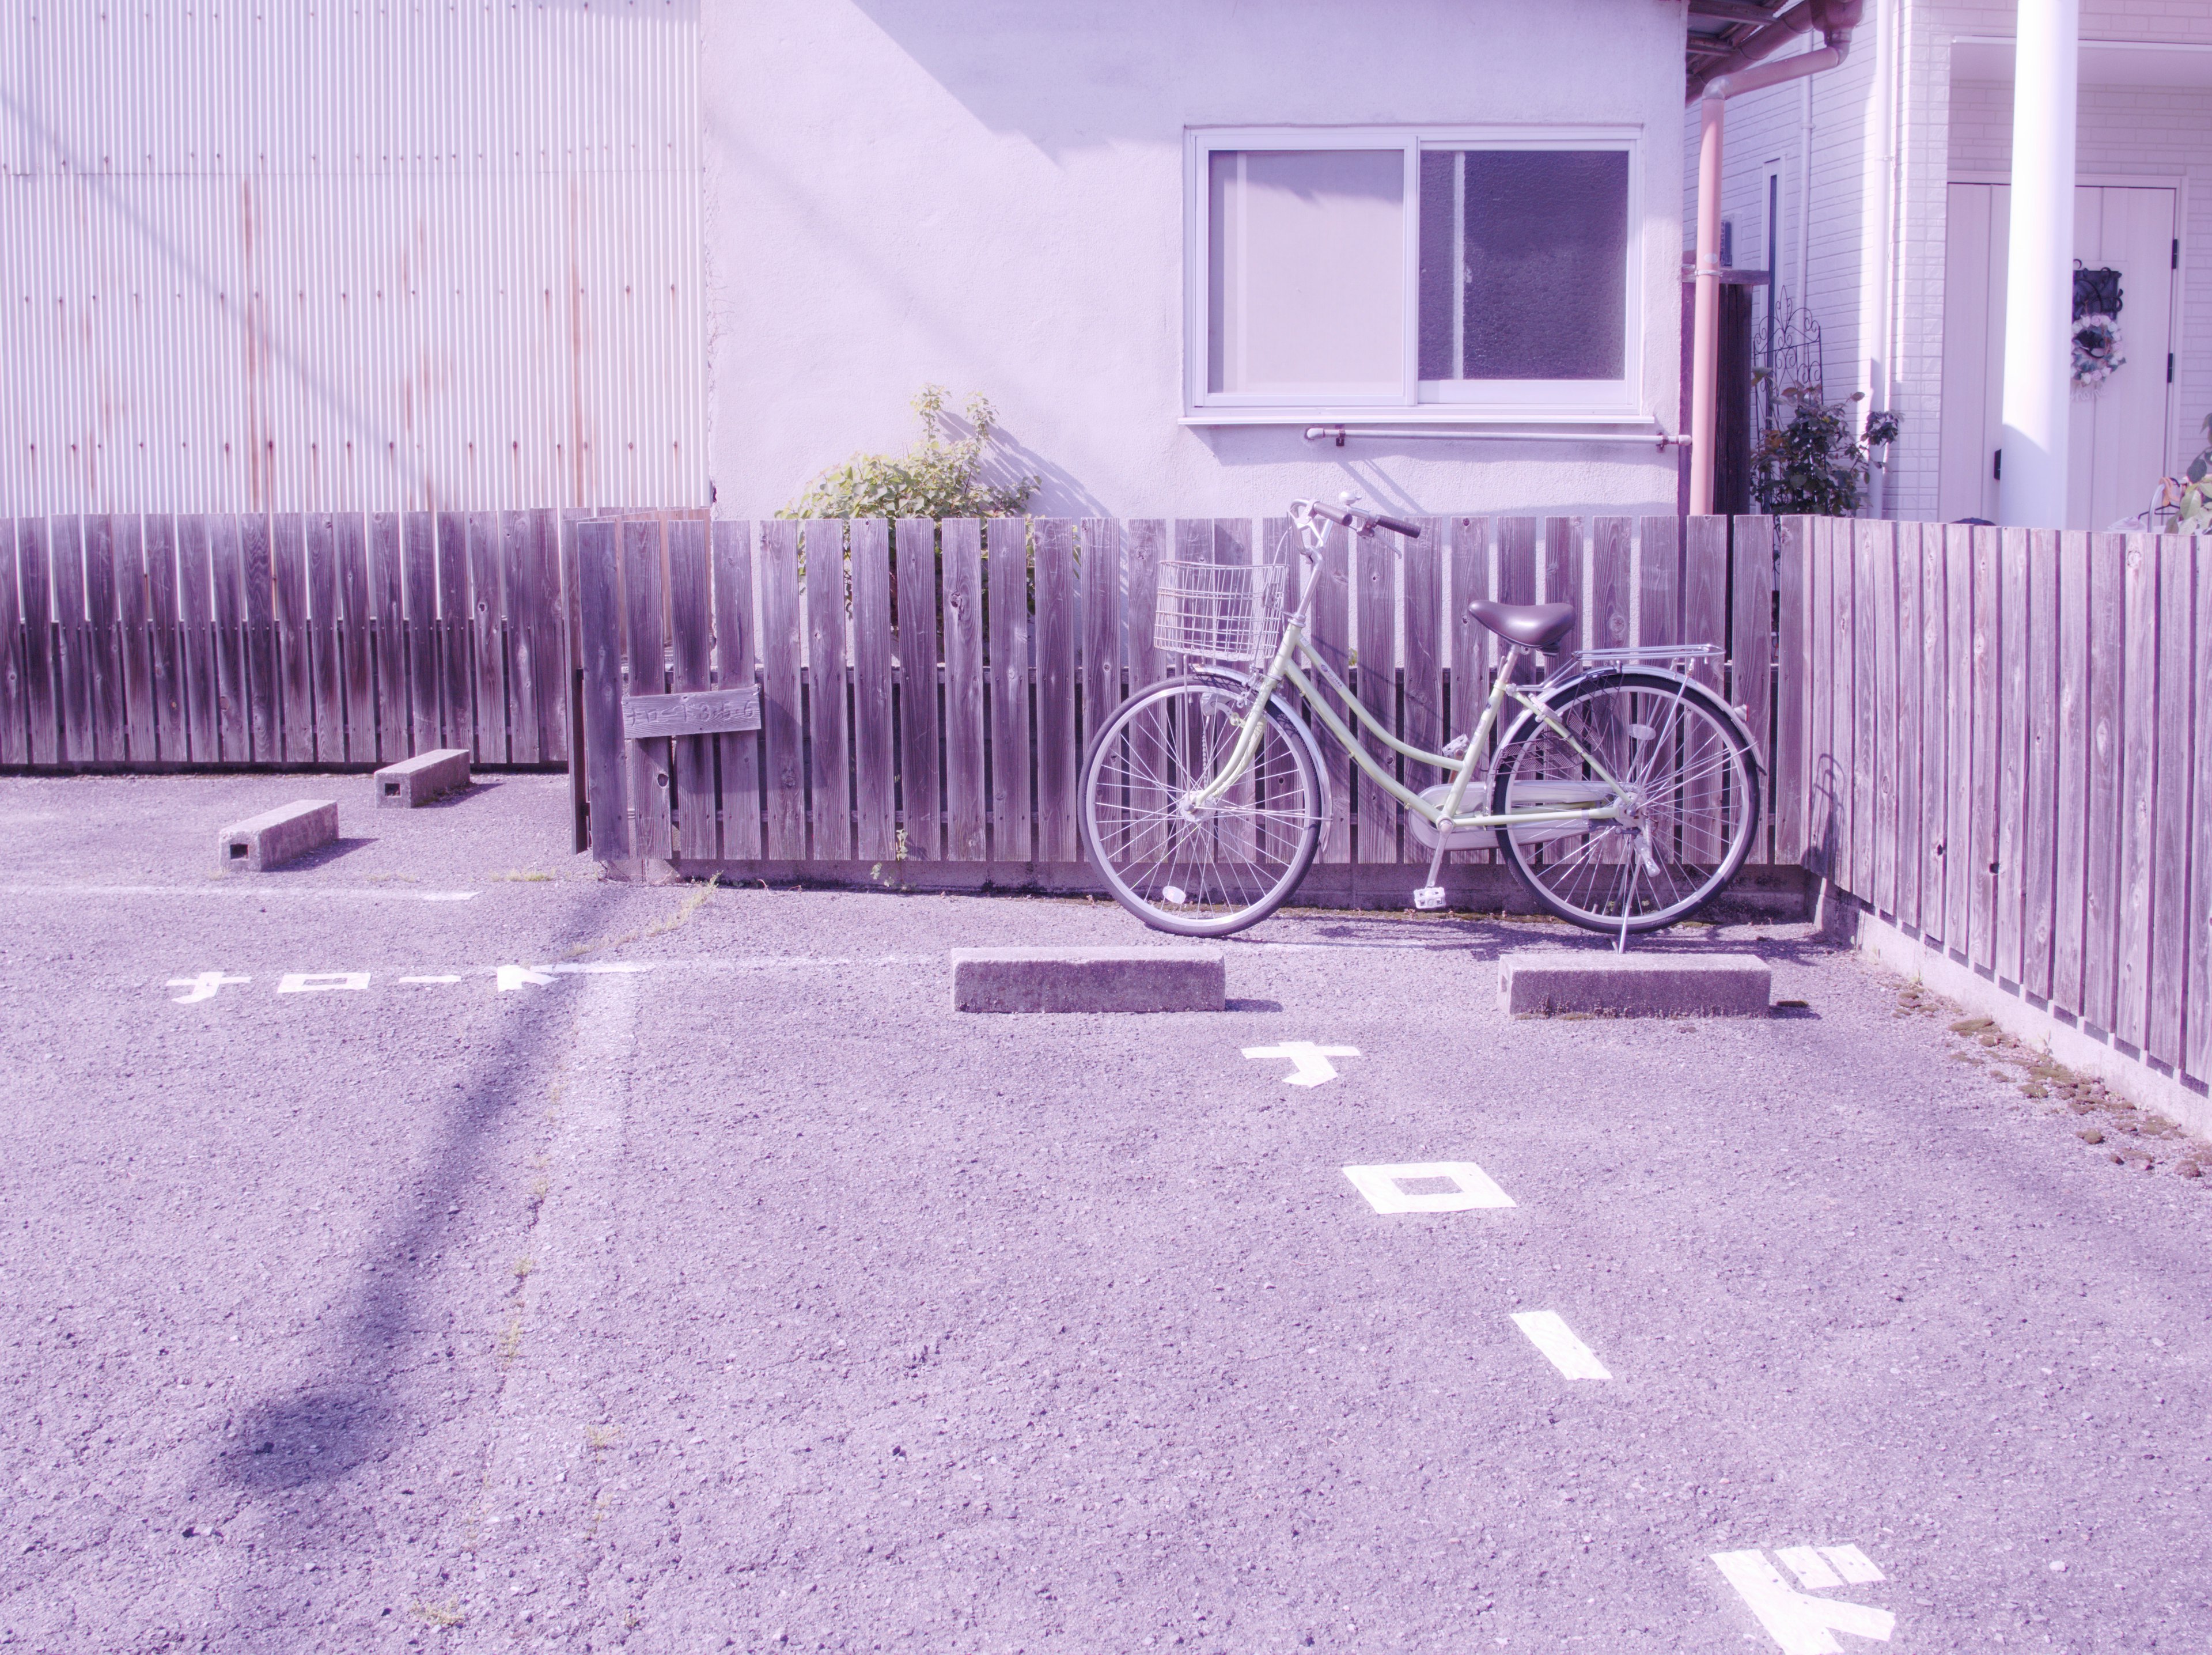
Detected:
[{"left": 2, "top": 774, "right": 2208, "bottom": 1654}]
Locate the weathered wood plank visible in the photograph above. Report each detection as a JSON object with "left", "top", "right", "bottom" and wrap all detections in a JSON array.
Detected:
[
  {"left": 1729, "top": 516, "right": 1775, "bottom": 865},
  {"left": 1124, "top": 520, "right": 1165, "bottom": 695},
  {"left": 270, "top": 515, "right": 312, "bottom": 763},
  {"left": 304, "top": 516, "right": 341, "bottom": 764},
  {"left": 51, "top": 517, "right": 91, "bottom": 763},
  {"left": 1683, "top": 515, "right": 1728, "bottom": 694},
  {"left": 402, "top": 513, "right": 440, "bottom": 758},
  {"left": 436, "top": 513, "right": 471, "bottom": 753},
  {"left": 1850, "top": 521, "right": 1879, "bottom": 901},
  {"left": 175, "top": 517, "right": 215, "bottom": 764},
  {"left": 575, "top": 520, "right": 630, "bottom": 859},
  {"left": 111, "top": 517, "right": 154, "bottom": 763},
  {"left": 1209, "top": 517, "right": 1259, "bottom": 867},
  {"left": 2187, "top": 533, "right": 2212, "bottom": 1084},
  {"left": 896, "top": 517, "right": 943, "bottom": 859},
  {"left": 499, "top": 513, "right": 540, "bottom": 763},
  {"left": 1297, "top": 517, "right": 1350, "bottom": 866},
  {"left": 1871, "top": 521, "right": 1899, "bottom": 917},
  {"left": 1804, "top": 520, "right": 1836, "bottom": 881},
  {"left": 1355, "top": 519, "right": 1397, "bottom": 865},
  {"left": 531, "top": 510, "right": 565, "bottom": 763},
  {"left": 1080, "top": 517, "right": 1120, "bottom": 755},
  {"left": 987, "top": 517, "right": 1032, "bottom": 864},
  {"left": 1495, "top": 516, "right": 1536, "bottom": 613},
  {"left": 333, "top": 515, "right": 372, "bottom": 764},
  {"left": 1965, "top": 525, "right": 2000, "bottom": 969},
  {"left": 1892, "top": 522, "right": 1922, "bottom": 927},
  {"left": 20, "top": 520, "right": 59, "bottom": 765},
  {"left": 369, "top": 515, "right": 406, "bottom": 763},
  {"left": 2051, "top": 533, "right": 2090, "bottom": 1011},
  {"left": 2113, "top": 535, "right": 2157, "bottom": 1048},
  {"left": 1918, "top": 528, "right": 1950, "bottom": 937},
  {"left": 2020, "top": 529, "right": 2060, "bottom": 999},
  {"left": 665, "top": 518, "right": 718, "bottom": 860},
  {"left": 1403, "top": 518, "right": 1444, "bottom": 796},
  {"left": 466, "top": 512, "right": 505, "bottom": 764},
  {"left": 942, "top": 518, "right": 987, "bottom": 861},
  {"left": 757, "top": 518, "right": 807, "bottom": 859},
  {"left": 849, "top": 518, "right": 897, "bottom": 862},
  {"left": 2146, "top": 536, "right": 2193, "bottom": 1069},
  {"left": 1772, "top": 517, "right": 1808, "bottom": 868},
  {"left": 0, "top": 522, "right": 22, "bottom": 766},
  {"left": 799, "top": 520, "right": 850, "bottom": 862},
  {"left": 142, "top": 516, "right": 182, "bottom": 763},
  {"left": 1446, "top": 517, "right": 1493, "bottom": 862},
  {"left": 1035, "top": 518, "right": 1078, "bottom": 863},
  {"left": 1944, "top": 524, "right": 1976, "bottom": 953},
  {"left": 239, "top": 515, "right": 277, "bottom": 763},
  {"left": 210, "top": 517, "right": 250, "bottom": 763},
  {"left": 1994, "top": 528, "right": 2030, "bottom": 984},
  {"left": 622, "top": 518, "right": 674, "bottom": 862},
  {"left": 711, "top": 520, "right": 763, "bottom": 860},
  {"left": 1589, "top": 516, "right": 1634, "bottom": 657},
  {"left": 1542, "top": 516, "right": 1581, "bottom": 655},
  {"left": 2079, "top": 534, "right": 2124, "bottom": 1030}
]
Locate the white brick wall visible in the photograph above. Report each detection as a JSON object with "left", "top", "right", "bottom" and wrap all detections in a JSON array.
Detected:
[{"left": 1685, "top": 0, "right": 2210, "bottom": 521}]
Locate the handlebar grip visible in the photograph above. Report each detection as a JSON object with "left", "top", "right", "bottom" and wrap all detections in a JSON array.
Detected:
[{"left": 1374, "top": 513, "right": 1422, "bottom": 539}]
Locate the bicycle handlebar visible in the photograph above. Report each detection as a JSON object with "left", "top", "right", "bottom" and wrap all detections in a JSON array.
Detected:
[{"left": 1303, "top": 499, "right": 1422, "bottom": 539}]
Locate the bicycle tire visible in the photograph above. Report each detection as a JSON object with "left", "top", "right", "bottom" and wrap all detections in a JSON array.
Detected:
[
  {"left": 1080, "top": 676, "right": 1323, "bottom": 938},
  {"left": 1491, "top": 670, "right": 1760, "bottom": 935}
]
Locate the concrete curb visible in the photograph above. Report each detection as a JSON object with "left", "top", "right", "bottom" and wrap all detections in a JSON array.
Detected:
[
  {"left": 217, "top": 800, "right": 338, "bottom": 872},
  {"left": 374, "top": 748, "right": 471, "bottom": 808},
  {"left": 952, "top": 946, "right": 1226, "bottom": 1013},
  {"left": 1500, "top": 949, "right": 1771, "bottom": 1018}
]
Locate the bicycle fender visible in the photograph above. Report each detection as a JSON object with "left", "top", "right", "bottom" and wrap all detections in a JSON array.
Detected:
[
  {"left": 1187, "top": 666, "right": 1336, "bottom": 855},
  {"left": 1505, "top": 667, "right": 1766, "bottom": 779}
]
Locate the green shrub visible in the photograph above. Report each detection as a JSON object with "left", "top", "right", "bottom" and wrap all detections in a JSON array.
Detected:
[
  {"left": 1752, "top": 388, "right": 1900, "bottom": 518},
  {"left": 779, "top": 385, "right": 1038, "bottom": 524}
]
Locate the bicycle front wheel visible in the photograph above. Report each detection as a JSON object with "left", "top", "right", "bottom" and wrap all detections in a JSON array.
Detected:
[
  {"left": 1493, "top": 671, "right": 1760, "bottom": 935},
  {"left": 1081, "top": 677, "right": 1323, "bottom": 937}
]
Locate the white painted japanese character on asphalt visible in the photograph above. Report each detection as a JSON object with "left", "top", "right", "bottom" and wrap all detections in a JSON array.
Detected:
[
  {"left": 1243, "top": 1042, "right": 1359, "bottom": 1086},
  {"left": 277, "top": 972, "right": 371, "bottom": 994},
  {"left": 167, "top": 972, "right": 249, "bottom": 1005},
  {"left": 1711, "top": 1547, "right": 1893, "bottom": 1653}
]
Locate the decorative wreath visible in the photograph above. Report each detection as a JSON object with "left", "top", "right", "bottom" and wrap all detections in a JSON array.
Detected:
[{"left": 2072, "top": 313, "right": 2124, "bottom": 393}]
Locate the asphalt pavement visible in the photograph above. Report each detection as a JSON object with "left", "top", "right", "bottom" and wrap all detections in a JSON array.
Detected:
[{"left": 2, "top": 774, "right": 2208, "bottom": 1654}]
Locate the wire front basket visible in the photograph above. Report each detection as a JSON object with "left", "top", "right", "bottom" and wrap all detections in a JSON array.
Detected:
[{"left": 1152, "top": 561, "right": 1286, "bottom": 665}]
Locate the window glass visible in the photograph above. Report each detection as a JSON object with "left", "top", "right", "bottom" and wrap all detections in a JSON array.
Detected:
[
  {"left": 1207, "top": 149, "right": 1404, "bottom": 397},
  {"left": 1417, "top": 150, "right": 1628, "bottom": 382}
]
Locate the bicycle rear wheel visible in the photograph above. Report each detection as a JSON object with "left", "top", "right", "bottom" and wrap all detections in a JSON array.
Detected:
[
  {"left": 1493, "top": 670, "right": 1759, "bottom": 935},
  {"left": 1081, "top": 677, "right": 1323, "bottom": 937}
]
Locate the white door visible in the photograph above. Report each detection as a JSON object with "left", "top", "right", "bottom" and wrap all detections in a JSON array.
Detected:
[{"left": 1938, "top": 183, "right": 2176, "bottom": 527}]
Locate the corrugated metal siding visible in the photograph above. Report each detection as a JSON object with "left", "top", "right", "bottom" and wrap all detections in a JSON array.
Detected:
[{"left": 1, "top": 1, "right": 704, "bottom": 515}]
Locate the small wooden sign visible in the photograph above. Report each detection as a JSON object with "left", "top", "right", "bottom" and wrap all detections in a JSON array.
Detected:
[{"left": 622, "top": 687, "right": 762, "bottom": 739}]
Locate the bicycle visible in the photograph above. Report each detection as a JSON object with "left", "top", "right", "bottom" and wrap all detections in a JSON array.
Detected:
[{"left": 1078, "top": 495, "right": 1763, "bottom": 942}]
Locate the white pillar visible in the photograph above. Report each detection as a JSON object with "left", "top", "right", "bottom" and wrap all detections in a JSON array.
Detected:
[{"left": 1997, "top": 0, "right": 2078, "bottom": 528}]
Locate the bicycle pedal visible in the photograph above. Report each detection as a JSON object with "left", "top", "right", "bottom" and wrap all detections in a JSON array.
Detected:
[{"left": 1411, "top": 885, "right": 1448, "bottom": 911}]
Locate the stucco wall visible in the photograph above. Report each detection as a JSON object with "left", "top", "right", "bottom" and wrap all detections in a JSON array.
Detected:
[{"left": 702, "top": 0, "right": 1689, "bottom": 524}]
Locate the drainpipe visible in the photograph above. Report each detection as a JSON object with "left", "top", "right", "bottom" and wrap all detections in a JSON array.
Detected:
[{"left": 1688, "top": 1, "right": 1861, "bottom": 516}]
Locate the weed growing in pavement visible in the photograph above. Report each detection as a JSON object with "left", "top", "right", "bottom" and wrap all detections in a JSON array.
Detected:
[
  {"left": 563, "top": 874, "right": 721, "bottom": 959},
  {"left": 494, "top": 870, "right": 556, "bottom": 882},
  {"left": 408, "top": 1601, "right": 466, "bottom": 1629},
  {"left": 512, "top": 1256, "right": 536, "bottom": 1279}
]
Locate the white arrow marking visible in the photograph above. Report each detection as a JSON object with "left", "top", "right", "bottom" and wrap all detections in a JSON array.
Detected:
[
  {"left": 1711, "top": 1550, "right": 1894, "bottom": 1654},
  {"left": 1820, "top": 1547, "right": 1884, "bottom": 1586},
  {"left": 495, "top": 965, "right": 559, "bottom": 993},
  {"left": 1242, "top": 1042, "right": 1359, "bottom": 1086},
  {"left": 166, "top": 972, "right": 249, "bottom": 1005},
  {"left": 277, "top": 972, "right": 372, "bottom": 994},
  {"left": 1776, "top": 1548, "right": 1843, "bottom": 1589},
  {"left": 1342, "top": 1162, "right": 1515, "bottom": 1214},
  {"left": 1510, "top": 1311, "right": 1612, "bottom": 1380}
]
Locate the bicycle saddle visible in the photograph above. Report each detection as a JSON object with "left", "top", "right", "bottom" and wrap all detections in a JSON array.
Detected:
[{"left": 1467, "top": 600, "right": 1576, "bottom": 651}]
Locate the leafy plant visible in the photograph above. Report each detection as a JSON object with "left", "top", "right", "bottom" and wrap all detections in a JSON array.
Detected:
[
  {"left": 779, "top": 385, "right": 1037, "bottom": 523},
  {"left": 2176, "top": 412, "right": 2212, "bottom": 532},
  {"left": 1751, "top": 388, "right": 1899, "bottom": 518}
]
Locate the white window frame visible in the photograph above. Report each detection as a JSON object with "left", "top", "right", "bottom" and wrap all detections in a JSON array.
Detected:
[{"left": 1183, "top": 124, "right": 1648, "bottom": 427}]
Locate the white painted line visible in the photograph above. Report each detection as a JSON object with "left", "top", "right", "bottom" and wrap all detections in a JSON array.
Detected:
[
  {"left": 5, "top": 884, "right": 478, "bottom": 902},
  {"left": 1710, "top": 1550, "right": 1893, "bottom": 1653},
  {"left": 1820, "top": 1546, "right": 1884, "bottom": 1586},
  {"left": 1343, "top": 1162, "right": 1515, "bottom": 1214},
  {"left": 552, "top": 962, "right": 652, "bottom": 974},
  {"left": 397, "top": 975, "right": 463, "bottom": 985},
  {"left": 1243, "top": 1042, "right": 1359, "bottom": 1086},
  {"left": 496, "top": 965, "right": 558, "bottom": 993},
  {"left": 1510, "top": 1311, "right": 1611, "bottom": 1380},
  {"left": 167, "top": 972, "right": 249, "bottom": 1004},
  {"left": 1776, "top": 1548, "right": 1843, "bottom": 1590},
  {"left": 277, "top": 972, "right": 372, "bottom": 994}
]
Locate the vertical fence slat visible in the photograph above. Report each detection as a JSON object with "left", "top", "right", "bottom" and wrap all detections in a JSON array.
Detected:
[
  {"left": 942, "top": 518, "right": 987, "bottom": 861},
  {"left": 176, "top": 518, "right": 214, "bottom": 764},
  {"left": 575, "top": 520, "right": 630, "bottom": 860},
  {"left": 335, "top": 516, "right": 373, "bottom": 765},
  {"left": 1448, "top": 514, "right": 1490, "bottom": 746},
  {"left": 800, "top": 520, "right": 851, "bottom": 862},
  {"left": 1773, "top": 517, "right": 1808, "bottom": 868},
  {"left": 2021, "top": 529, "right": 2060, "bottom": 999},
  {"left": 1542, "top": 516, "right": 1581, "bottom": 654},
  {"left": 52, "top": 517, "right": 89, "bottom": 763},
  {"left": 533, "top": 510, "right": 567, "bottom": 764},
  {"left": 1965, "top": 525, "right": 1999, "bottom": 970},
  {"left": 1683, "top": 516, "right": 1727, "bottom": 694},
  {"left": 1849, "top": 522, "right": 1878, "bottom": 901},
  {"left": 850, "top": 519, "right": 897, "bottom": 862},
  {"left": 896, "top": 517, "right": 943, "bottom": 860},
  {"left": 467, "top": 512, "right": 506, "bottom": 764},
  {"left": 436, "top": 513, "right": 471, "bottom": 754},
  {"left": 402, "top": 513, "right": 439, "bottom": 758},
  {"left": 305, "top": 516, "right": 341, "bottom": 764},
  {"left": 2082, "top": 533, "right": 2125, "bottom": 1032},
  {"left": 0, "top": 523, "right": 24, "bottom": 765},
  {"left": 368, "top": 515, "right": 405, "bottom": 763},
  {"left": 2052, "top": 533, "right": 2090, "bottom": 1011},
  {"left": 1355, "top": 521, "right": 1397, "bottom": 865},
  {"left": 1804, "top": 520, "right": 1835, "bottom": 880},
  {"left": 666, "top": 518, "right": 717, "bottom": 862},
  {"left": 1995, "top": 528, "right": 2030, "bottom": 984},
  {"left": 1892, "top": 522, "right": 1922, "bottom": 927},
  {"left": 1124, "top": 520, "right": 1166, "bottom": 695},
  {"left": 1824, "top": 520, "right": 1854, "bottom": 891},
  {"left": 1209, "top": 518, "right": 1259, "bottom": 867},
  {"left": 712, "top": 520, "right": 764, "bottom": 861},
  {"left": 211, "top": 518, "right": 249, "bottom": 763},
  {"left": 1729, "top": 517, "right": 1775, "bottom": 865},
  {"left": 1917, "top": 528, "right": 1949, "bottom": 937},
  {"left": 1298, "top": 517, "right": 1350, "bottom": 867},
  {"left": 1942, "top": 525, "right": 1973, "bottom": 952},
  {"left": 271, "top": 515, "right": 312, "bottom": 763},
  {"left": 1402, "top": 519, "right": 1444, "bottom": 803},
  {"left": 1871, "top": 522, "right": 1899, "bottom": 917},
  {"left": 2186, "top": 533, "right": 2212, "bottom": 1084},
  {"left": 987, "top": 517, "right": 1032, "bottom": 865},
  {"left": 240, "top": 516, "right": 276, "bottom": 764},
  {"left": 113, "top": 517, "right": 153, "bottom": 763},
  {"left": 622, "top": 518, "right": 674, "bottom": 862},
  {"left": 759, "top": 518, "right": 807, "bottom": 860},
  {"left": 1080, "top": 517, "right": 1120, "bottom": 755},
  {"left": 2147, "top": 537, "right": 2194, "bottom": 1070},
  {"left": 1035, "top": 518, "right": 1078, "bottom": 864},
  {"left": 142, "top": 517, "right": 180, "bottom": 763},
  {"left": 2115, "top": 534, "right": 2158, "bottom": 1048},
  {"left": 502, "top": 513, "right": 541, "bottom": 764}
]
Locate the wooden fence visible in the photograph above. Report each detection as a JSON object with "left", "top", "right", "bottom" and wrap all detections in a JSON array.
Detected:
[
  {"left": 575, "top": 513, "right": 1800, "bottom": 887},
  {"left": 1796, "top": 519, "right": 2212, "bottom": 1097},
  {"left": 0, "top": 510, "right": 578, "bottom": 770}
]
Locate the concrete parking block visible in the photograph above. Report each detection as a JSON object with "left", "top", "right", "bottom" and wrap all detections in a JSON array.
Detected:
[
  {"left": 216, "top": 800, "right": 338, "bottom": 872},
  {"left": 1499, "top": 949, "right": 1770, "bottom": 1018},
  {"left": 952, "top": 946, "right": 1225, "bottom": 1013},
  {"left": 373, "top": 748, "right": 471, "bottom": 808}
]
